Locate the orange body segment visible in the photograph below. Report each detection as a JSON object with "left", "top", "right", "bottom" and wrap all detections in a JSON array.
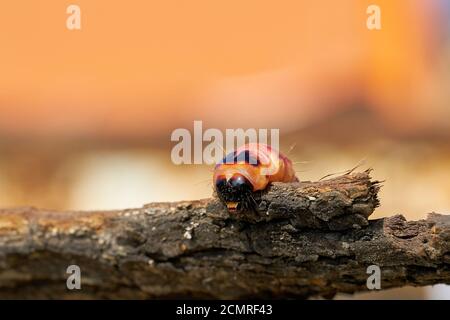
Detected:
[{"left": 213, "top": 143, "right": 298, "bottom": 192}]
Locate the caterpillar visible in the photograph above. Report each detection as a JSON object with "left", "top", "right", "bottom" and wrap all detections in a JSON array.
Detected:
[{"left": 213, "top": 143, "right": 298, "bottom": 212}]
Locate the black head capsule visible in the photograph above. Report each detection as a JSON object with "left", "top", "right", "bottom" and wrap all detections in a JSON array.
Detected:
[{"left": 214, "top": 174, "right": 254, "bottom": 212}]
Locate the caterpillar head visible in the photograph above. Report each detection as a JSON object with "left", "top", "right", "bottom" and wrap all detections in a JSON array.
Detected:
[{"left": 214, "top": 173, "right": 255, "bottom": 212}]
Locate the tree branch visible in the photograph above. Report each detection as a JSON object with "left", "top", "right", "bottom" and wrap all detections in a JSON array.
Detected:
[{"left": 0, "top": 170, "right": 448, "bottom": 299}]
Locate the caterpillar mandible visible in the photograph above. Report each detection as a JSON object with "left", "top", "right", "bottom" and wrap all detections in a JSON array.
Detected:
[{"left": 213, "top": 143, "right": 298, "bottom": 212}]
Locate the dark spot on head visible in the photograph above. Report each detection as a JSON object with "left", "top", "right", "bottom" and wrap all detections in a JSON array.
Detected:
[
  {"left": 217, "top": 150, "right": 259, "bottom": 166},
  {"left": 215, "top": 174, "right": 256, "bottom": 212},
  {"left": 229, "top": 174, "right": 250, "bottom": 189},
  {"left": 220, "top": 151, "right": 237, "bottom": 165},
  {"left": 215, "top": 177, "right": 227, "bottom": 190}
]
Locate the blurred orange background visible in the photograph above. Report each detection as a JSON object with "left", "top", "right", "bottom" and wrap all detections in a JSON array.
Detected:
[
  {"left": 0, "top": 0, "right": 449, "bottom": 299},
  {"left": 1, "top": 0, "right": 449, "bottom": 139}
]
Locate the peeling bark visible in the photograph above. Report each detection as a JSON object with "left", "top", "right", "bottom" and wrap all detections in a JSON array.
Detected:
[{"left": 0, "top": 170, "right": 448, "bottom": 299}]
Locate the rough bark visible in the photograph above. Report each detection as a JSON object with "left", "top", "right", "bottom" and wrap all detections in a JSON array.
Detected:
[{"left": 0, "top": 170, "right": 448, "bottom": 299}]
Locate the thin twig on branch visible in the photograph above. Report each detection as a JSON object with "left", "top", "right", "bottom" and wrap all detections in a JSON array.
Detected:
[{"left": 0, "top": 170, "right": 448, "bottom": 299}]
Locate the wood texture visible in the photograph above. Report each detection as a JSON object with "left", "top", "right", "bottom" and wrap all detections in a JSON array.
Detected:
[{"left": 0, "top": 170, "right": 448, "bottom": 299}]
